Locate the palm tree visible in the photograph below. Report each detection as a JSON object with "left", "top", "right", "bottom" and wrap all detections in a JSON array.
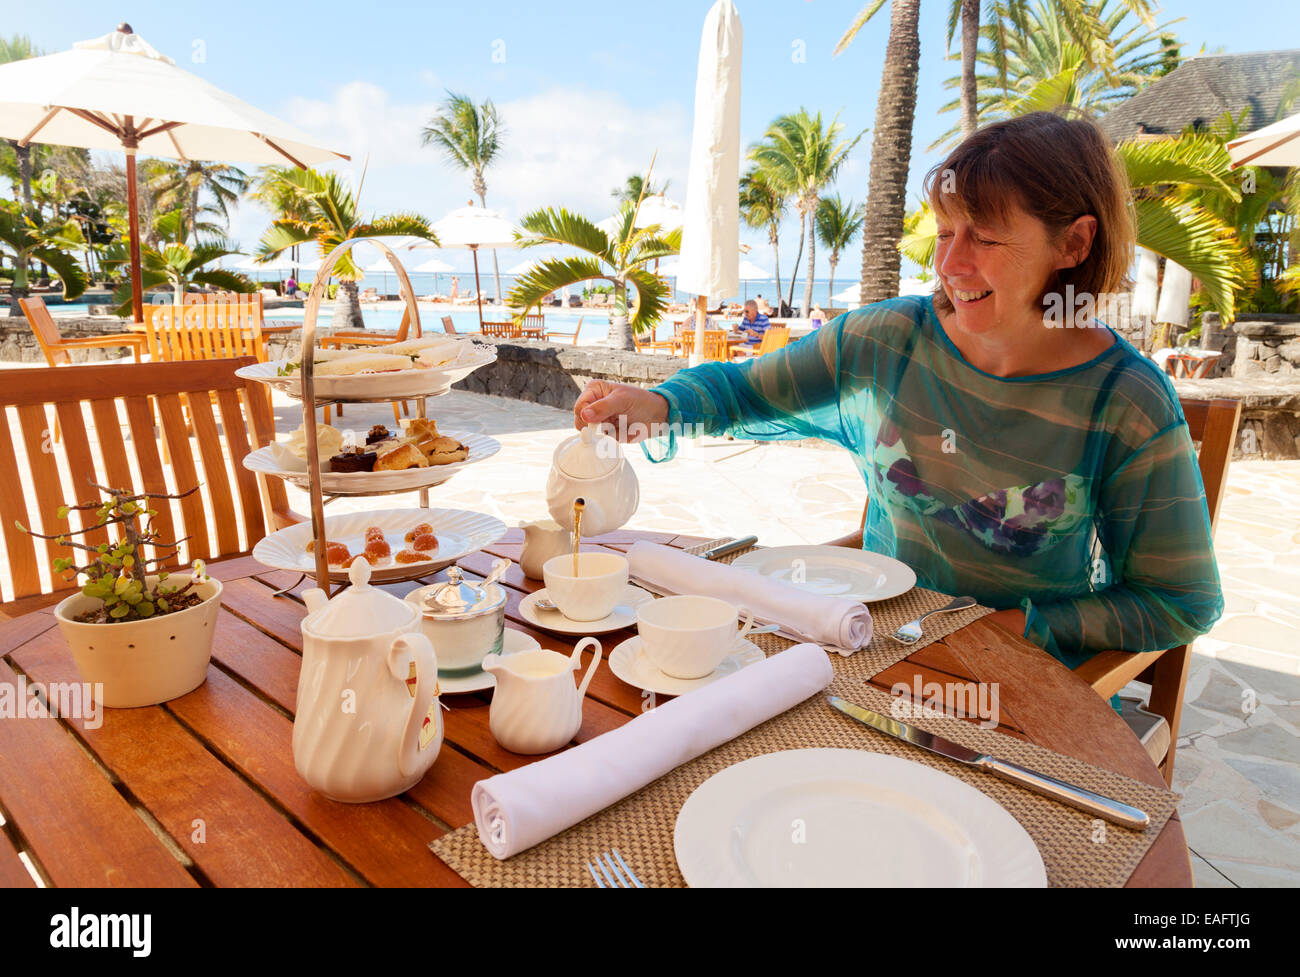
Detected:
[
  {"left": 739, "top": 165, "right": 788, "bottom": 308},
  {"left": 836, "top": 0, "right": 921, "bottom": 304},
  {"left": 254, "top": 168, "right": 437, "bottom": 331},
  {"left": 421, "top": 93, "right": 505, "bottom": 303},
  {"left": 932, "top": 0, "right": 1179, "bottom": 148},
  {"left": 816, "top": 195, "right": 864, "bottom": 304},
  {"left": 612, "top": 174, "right": 670, "bottom": 205},
  {"left": 507, "top": 203, "right": 680, "bottom": 350},
  {"left": 102, "top": 209, "right": 253, "bottom": 313},
  {"left": 0, "top": 35, "right": 41, "bottom": 208},
  {"left": 749, "top": 110, "right": 864, "bottom": 317},
  {"left": 142, "top": 159, "right": 250, "bottom": 242},
  {"left": 0, "top": 201, "right": 88, "bottom": 309}
]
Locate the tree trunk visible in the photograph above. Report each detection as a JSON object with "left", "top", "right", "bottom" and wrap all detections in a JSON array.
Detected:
[
  {"left": 332, "top": 281, "right": 365, "bottom": 331},
  {"left": 828, "top": 255, "right": 838, "bottom": 305},
  {"left": 190, "top": 181, "right": 200, "bottom": 243},
  {"left": 771, "top": 231, "right": 782, "bottom": 309},
  {"left": 803, "top": 194, "right": 818, "bottom": 318},
  {"left": 607, "top": 275, "right": 634, "bottom": 350},
  {"left": 787, "top": 212, "right": 806, "bottom": 313},
  {"left": 960, "top": 0, "right": 980, "bottom": 138},
  {"left": 860, "top": 0, "right": 921, "bottom": 305},
  {"left": 13, "top": 141, "right": 32, "bottom": 303}
]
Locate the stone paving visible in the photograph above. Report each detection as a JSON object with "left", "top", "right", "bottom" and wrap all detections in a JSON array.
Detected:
[{"left": 4, "top": 368, "right": 1297, "bottom": 887}]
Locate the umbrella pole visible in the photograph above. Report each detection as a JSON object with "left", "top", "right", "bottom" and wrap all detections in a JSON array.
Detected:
[
  {"left": 690, "top": 295, "right": 706, "bottom": 368},
  {"left": 472, "top": 246, "right": 484, "bottom": 329},
  {"left": 125, "top": 148, "right": 145, "bottom": 324}
]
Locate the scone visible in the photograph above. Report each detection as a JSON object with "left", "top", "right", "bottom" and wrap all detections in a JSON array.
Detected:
[
  {"left": 374, "top": 441, "right": 428, "bottom": 471},
  {"left": 425, "top": 435, "right": 469, "bottom": 465}
]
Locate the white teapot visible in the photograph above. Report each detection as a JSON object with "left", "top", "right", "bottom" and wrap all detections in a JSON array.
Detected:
[
  {"left": 545, "top": 424, "right": 639, "bottom": 537},
  {"left": 294, "top": 559, "right": 443, "bottom": 803}
]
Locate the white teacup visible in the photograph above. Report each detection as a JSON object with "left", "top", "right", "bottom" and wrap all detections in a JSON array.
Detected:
[
  {"left": 542, "top": 552, "right": 629, "bottom": 622},
  {"left": 637, "top": 595, "right": 755, "bottom": 679}
]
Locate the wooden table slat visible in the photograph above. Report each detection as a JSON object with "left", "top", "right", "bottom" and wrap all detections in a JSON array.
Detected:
[{"left": 0, "top": 829, "right": 36, "bottom": 888}]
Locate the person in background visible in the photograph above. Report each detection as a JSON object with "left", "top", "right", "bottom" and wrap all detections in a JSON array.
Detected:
[
  {"left": 756, "top": 294, "right": 773, "bottom": 316},
  {"left": 284, "top": 276, "right": 297, "bottom": 296},
  {"left": 450, "top": 276, "right": 460, "bottom": 301},
  {"left": 738, "top": 299, "right": 770, "bottom": 346},
  {"left": 810, "top": 305, "right": 826, "bottom": 328}
]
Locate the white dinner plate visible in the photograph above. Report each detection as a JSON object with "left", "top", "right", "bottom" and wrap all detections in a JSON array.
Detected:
[
  {"left": 251, "top": 507, "right": 506, "bottom": 584},
  {"left": 235, "top": 342, "right": 495, "bottom": 401},
  {"left": 607, "top": 636, "right": 765, "bottom": 696},
  {"left": 729, "top": 545, "right": 916, "bottom": 602},
  {"left": 674, "top": 749, "right": 1045, "bottom": 888},
  {"left": 241, "top": 432, "right": 500, "bottom": 496},
  {"left": 518, "top": 586, "right": 654, "bottom": 635},
  {"left": 439, "top": 628, "right": 540, "bottom": 694}
]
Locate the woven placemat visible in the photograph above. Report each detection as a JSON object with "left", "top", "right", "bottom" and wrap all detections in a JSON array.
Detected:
[{"left": 429, "top": 538, "right": 1179, "bottom": 887}]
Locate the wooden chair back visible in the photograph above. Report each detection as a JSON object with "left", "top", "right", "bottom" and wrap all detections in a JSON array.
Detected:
[
  {"left": 545, "top": 317, "right": 583, "bottom": 345},
  {"left": 441, "top": 315, "right": 457, "bottom": 335},
  {"left": 19, "top": 295, "right": 146, "bottom": 367},
  {"left": 481, "top": 321, "right": 522, "bottom": 339},
  {"left": 754, "top": 325, "right": 790, "bottom": 356},
  {"left": 678, "top": 329, "right": 729, "bottom": 361},
  {"left": 145, "top": 295, "right": 268, "bottom": 363},
  {"left": 0, "top": 357, "right": 294, "bottom": 615}
]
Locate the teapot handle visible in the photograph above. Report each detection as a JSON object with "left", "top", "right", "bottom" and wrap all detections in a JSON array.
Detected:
[
  {"left": 387, "top": 632, "right": 440, "bottom": 779},
  {"left": 570, "top": 637, "right": 602, "bottom": 699}
]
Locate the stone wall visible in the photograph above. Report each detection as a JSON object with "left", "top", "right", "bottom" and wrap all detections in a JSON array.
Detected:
[
  {"left": 0, "top": 315, "right": 306, "bottom": 364},
  {"left": 450, "top": 338, "right": 686, "bottom": 410},
  {"left": 1172, "top": 375, "right": 1300, "bottom": 460},
  {"left": 1232, "top": 316, "right": 1300, "bottom": 377}
]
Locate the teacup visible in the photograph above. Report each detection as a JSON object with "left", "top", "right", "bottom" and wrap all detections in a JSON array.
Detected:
[
  {"left": 542, "top": 552, "right": 629, "bottom": 622},
  {"left": 636, "top": 595, "right": 755, "bottom": 679}
]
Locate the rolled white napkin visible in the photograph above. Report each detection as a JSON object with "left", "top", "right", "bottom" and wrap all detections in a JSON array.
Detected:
[
  {"left": 471, "top": 642, "right": 833, "bottom": 859},
  {"left": 628, "top": 541, "right": 872, "bottom": 654}
]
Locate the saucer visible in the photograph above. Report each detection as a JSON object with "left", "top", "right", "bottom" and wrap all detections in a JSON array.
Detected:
[
  {"left": 439, "top": 628, "right": 540, "bottom": 694},
  {"left": 608, "top": 636, "right": 766, "bottom": 696},
  {"left": 518, "top": 585, "right": 654, "bottom": 635}
]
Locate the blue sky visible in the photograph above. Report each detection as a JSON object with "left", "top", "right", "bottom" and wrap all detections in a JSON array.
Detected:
[{"left": 11, "top": 1, "right": 1289, "bottom": 282}]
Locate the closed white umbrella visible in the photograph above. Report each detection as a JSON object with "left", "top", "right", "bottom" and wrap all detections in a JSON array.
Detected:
[
  {"left": 0, "top": 26, "right": 348, "bottom": 322},
  {"left": 1131, "top": 247, "right": 1160, "bottom": 319},
  {"left": 1227, "top": 111, "right": 1300, "bottom": 168},
  {"left": 431, "top": 203, "right": 518, "bottom": 328},
  {"left": 634, "top": 195, "right": 684, "bottom": 231},
  {"left": 677, "top": 0, "right": 743, "bottom": 366},
  {"left": 1156, "top": 260, "right": 1193, "bottom": 331}
]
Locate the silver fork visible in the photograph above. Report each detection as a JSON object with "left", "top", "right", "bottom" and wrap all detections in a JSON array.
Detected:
[
  {"left": 586, "top": 849, "right": 644, "bottom": 888},
  {"left": 891, "top": 596, "right": 977, "bottom": 644}
]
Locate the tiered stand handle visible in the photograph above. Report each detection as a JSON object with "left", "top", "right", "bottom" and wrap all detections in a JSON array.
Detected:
[{"left": 299, "top": 238, "right": 429, "bottom": 594}]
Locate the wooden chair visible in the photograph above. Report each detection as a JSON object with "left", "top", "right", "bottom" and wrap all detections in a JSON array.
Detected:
[
  {"left": 0, "top": 357, "right": 297, "bottom": 618},
  {"left": 634, "top": 320, "right": 678, "bottom": 353},
  {"left": 732, "top": 325, "right": 790, "bottom": 360},
  {"left": 545, "top": 317, "right": 583, "bottom": 345},
  {"left": 19, "top": 295, "right": 147, "bottom": 366},
  {"left": 522, "top": 313, "right": 546, "bottom": 339},
  {"left": 441, "top": 315, "right": 457, "bottom": 335},
  {"left": 1074, "top": 397, "right": 1241, "bottom": 785},
  {"left": 481, "top": 321, "right": 522, "bottom": 339},
  {"left": 678, "top": 329, "right": 730, "bottom": 362},
  {"left": 824, "top": 396, "right": 1241, "bottom": 787},
  {"left": 144, "top": 296, "right": 268, "bottom": 363}
]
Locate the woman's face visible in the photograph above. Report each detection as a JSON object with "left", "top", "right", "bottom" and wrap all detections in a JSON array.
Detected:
[{"left": 934, "top": 203, "right": 1090, "bottom": 339}]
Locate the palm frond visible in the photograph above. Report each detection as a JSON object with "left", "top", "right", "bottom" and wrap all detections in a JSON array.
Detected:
[
  {"left": 506, "top": 257, "right": 610, "bottom": 317},
  {"left": 1135, "top": 197, "right": 1250, "bottom": 323},
  {"left": 623, "top": 266, "right": 672, "bottom": 334},
  {"left": 833, "top": 0, "right": 890, "bottom": 56},
  {"left": 1119, "top": 134, "right": 1240, "bottom": 200},
  {"left": 30, "top": 247, "right": 87, "bottom": 300},
  {"left": 517, "top": 208, "right": 614, "bottom": 263}
]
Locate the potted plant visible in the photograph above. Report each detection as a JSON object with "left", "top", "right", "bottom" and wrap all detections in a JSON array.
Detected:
[{"left": 17, "top": 482, "right": 222, "bottom": 708}]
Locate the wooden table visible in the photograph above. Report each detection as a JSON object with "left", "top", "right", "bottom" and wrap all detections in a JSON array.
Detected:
[{"left": 0, "top": 530, "right": 1191, "bottom": 887}]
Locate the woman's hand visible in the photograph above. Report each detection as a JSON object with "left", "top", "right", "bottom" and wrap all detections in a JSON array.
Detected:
[{"left": 572, "top": 380, "right": 669, "bottom": 442}]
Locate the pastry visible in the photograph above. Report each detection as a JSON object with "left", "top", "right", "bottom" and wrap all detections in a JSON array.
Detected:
[
  {"left": 329, "top": 447, "right": 376, "bottom": 472},
  {"left": 394, "top": 549, "right": 431, "bottom": 564},
  {"left": 404, "top": 523, "right": 433, "bottom": 543},
  {"left": 315, "top": 354, "right": 411, "bottom": 376},
  {"left": 425, "top": 435, "right": 469, "bottom": 466},
  {"left": 365, "top": 425, "right": 391, "bottom": 445},
  {"left": 411, "top": 532, "right": 439, "bottom": 552},
  {"left": 375, "top": 441, "right": 428, "bottom": 471}
]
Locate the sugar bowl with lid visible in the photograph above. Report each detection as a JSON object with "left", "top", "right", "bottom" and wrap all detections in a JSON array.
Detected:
[{"left": 405, "top": 558, "right": 511, "bottom": 677}]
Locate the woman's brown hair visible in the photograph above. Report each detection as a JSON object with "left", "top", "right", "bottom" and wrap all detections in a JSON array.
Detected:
[{"left": 923, "top": 110, "right": 1135, "bottom": 317}]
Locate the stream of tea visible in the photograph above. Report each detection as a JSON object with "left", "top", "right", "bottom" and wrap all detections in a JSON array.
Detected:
[{"left": 572, "top": 498, "right": 584, "bottom": 576}]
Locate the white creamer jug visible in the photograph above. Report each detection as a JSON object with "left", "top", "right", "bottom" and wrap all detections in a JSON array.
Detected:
[{"left": 482, "top": 638, "right": 601, "bottom": 754}]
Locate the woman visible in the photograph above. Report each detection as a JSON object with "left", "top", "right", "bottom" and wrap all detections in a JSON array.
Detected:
[{"left": 573, "top": 112, "right": 1223, "bottom": 673}]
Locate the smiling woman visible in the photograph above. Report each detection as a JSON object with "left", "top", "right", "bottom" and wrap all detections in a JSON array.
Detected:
[{"left": 571, "top": 110, "right": 1224, "bottom": 684}]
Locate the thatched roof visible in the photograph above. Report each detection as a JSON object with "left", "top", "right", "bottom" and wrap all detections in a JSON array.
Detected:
[{"left": 1098, "top": 49, "right": 1300, "bottom": 142}]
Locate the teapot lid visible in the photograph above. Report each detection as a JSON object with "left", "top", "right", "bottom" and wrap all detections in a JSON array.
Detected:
[
  {"left": 557, "top": 424, "right": 621, "bottom": 479},
  {"left": 302, "top": 558, "right": 416, "bottom": 637}
]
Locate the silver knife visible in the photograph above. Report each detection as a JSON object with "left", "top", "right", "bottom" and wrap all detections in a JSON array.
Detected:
[
  {"left": 699, "top": 535, "right": 758, "bottom": 561},
  {"left": 828, "top": 695, "right": 1150, "bottom": 830}
]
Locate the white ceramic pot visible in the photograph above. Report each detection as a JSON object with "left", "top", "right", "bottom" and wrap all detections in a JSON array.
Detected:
[{"left": 53, "top": 573, "right": 223, "bottom": 709}]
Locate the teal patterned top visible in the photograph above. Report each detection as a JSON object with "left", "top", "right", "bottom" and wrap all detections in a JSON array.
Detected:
[{"left": 646, "top": 295, "right": 1223, "bottom": 671}]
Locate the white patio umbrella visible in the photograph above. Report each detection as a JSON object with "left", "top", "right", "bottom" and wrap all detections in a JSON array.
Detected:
[
  {"left": 0, "top": 26, "right": 348, "bottom": 323},
  {"left": 1227, "top": 111, "right": 1300, "bottom": 168},
  {"left": 677, "top": 0, "right": 743, "bottom": 366},
  {"left": 1156, "top": 260, "right": 1193, "bottom": 332},
  {"left": 634, "top": 194, "right": 684, "bottom": 231},
  {"left": 506, "top": 258, "right": 541, "bottom": 275},
  {"left": 412, "top": 256, "right": 454, "bottom": 294},
  {"left": 1131, "top": 247, "right": 1160, "bottom": 319},
  {"left": 736, "top": 259, "right": 769, "bottom": 301},
  {"left": 431, "top": 203, "right": 517, "bottom": 328}
]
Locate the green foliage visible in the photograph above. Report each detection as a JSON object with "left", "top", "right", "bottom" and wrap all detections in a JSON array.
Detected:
[{"left": 0, "top": 200, "right": 88, "bottom": 299}]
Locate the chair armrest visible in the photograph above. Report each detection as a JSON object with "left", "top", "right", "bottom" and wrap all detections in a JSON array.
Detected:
[
  {"left": 1073, "top": 649, "right": 1160, "bottom": 700},
  {"left": 58, "top": 334, "right": 148, "bottom": 350},
  {"left": 822, "top": 529, "right": 864, "bottom": 549}
]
